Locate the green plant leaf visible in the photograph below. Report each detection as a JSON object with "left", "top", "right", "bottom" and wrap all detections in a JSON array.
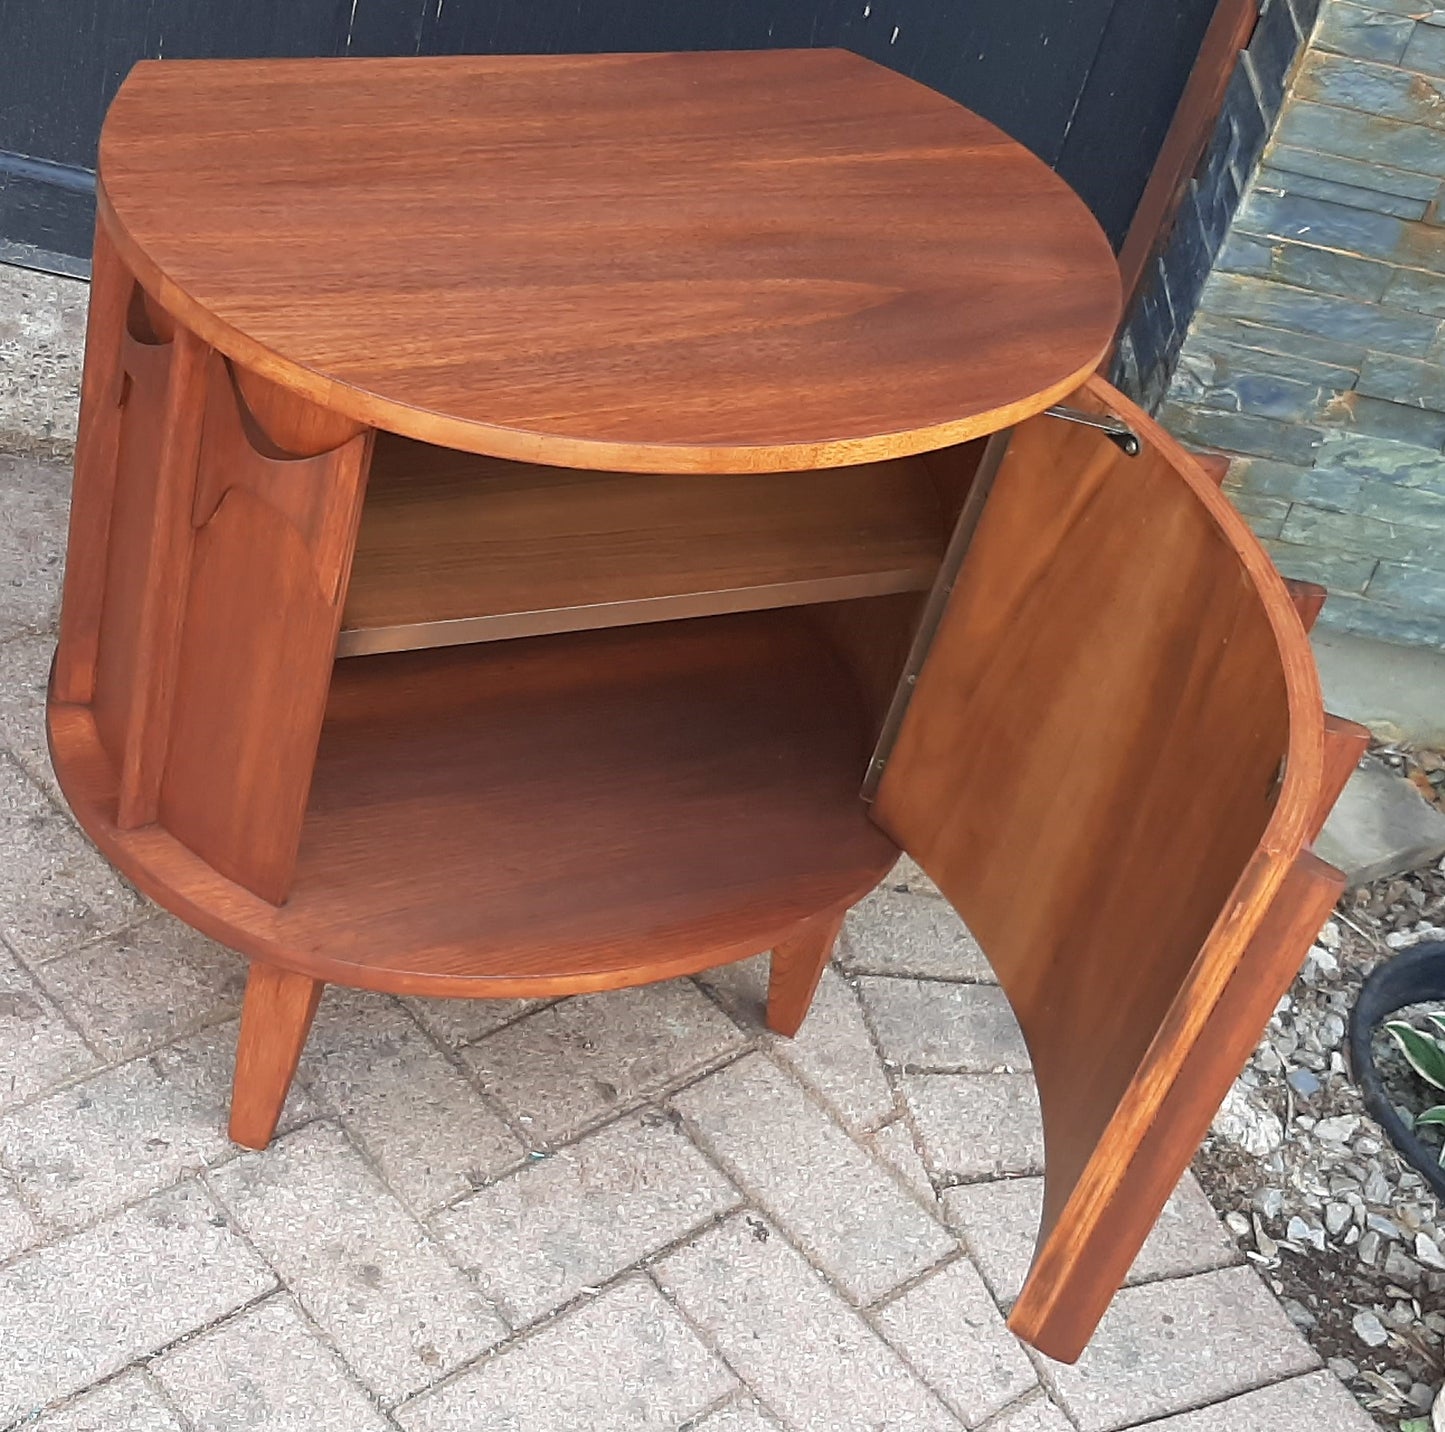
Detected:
[
  {"left": 1414, "top": 1106, "right": 1445, "bottom": 1125},
  {"left": 1399, "top": 1418, "right": 1429, "bottom": 1432},
  {"left": 1385, "top": 1021, "right": 1445, "bottom": 1091},
  {"left": 1428, "top": 1012, "right": 1445, "bottom": 1041}
]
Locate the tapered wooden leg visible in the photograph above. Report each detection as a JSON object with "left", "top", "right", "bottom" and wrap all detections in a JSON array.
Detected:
[
  {"left": 766, "top": 907, "right": 848, "bottom": 1037},
  {"left": 229, "top": 962, "right": 324, "bottom": 1149}
]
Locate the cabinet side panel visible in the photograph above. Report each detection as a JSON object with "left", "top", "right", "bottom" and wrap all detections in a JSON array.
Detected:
[
  {"left": 89, "top": 302, "right": 204, "bottom": 783},
  {"left": 53, "top": 220, "right": 130, "bottom": 705},
  {"left": 158, "top": 357, "right": 371, "bottom": 904}
]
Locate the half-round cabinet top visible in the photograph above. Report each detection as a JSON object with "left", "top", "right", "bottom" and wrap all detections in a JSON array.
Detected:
[{"left": 97, "top": 48, "right": 1122, "bottom": 473}]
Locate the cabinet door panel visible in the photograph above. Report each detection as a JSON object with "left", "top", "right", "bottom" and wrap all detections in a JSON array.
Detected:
[{"left": 872, "top": 375, "right": 1333, "bottom": 1360}]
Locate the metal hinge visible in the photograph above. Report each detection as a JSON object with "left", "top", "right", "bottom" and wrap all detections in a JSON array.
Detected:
[{"left": 1044, "top": 404, "right": 1141, "bottom": 456}]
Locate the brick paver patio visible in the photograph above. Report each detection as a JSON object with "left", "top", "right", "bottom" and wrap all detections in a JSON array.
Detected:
[{"left": 0, "top": 447, "right": 1377, "bottom": 1430}]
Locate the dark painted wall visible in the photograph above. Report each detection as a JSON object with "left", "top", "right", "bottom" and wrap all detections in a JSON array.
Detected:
[{"left": 0, "top": 0, "right": 1217, "bottom": 272}]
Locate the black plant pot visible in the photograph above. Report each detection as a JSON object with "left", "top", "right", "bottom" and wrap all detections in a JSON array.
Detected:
[{"left": 1348, "top": 940, "right": 1445, "bottom": 1201}]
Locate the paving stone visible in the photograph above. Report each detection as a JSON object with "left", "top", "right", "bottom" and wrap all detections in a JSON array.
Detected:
[
  {"left": 401, "top": 995, "right": 549, "bottom": 1049},
  {"left": 0, "top": 944, "right": 95, "bottom": 1113},
  {"left": 1356, "top": 475, "right": 1445, "bottom": 531},
  {"left": 1261, "top": 536, "right": 1377, "bottom": 595},
  {"left": 941, "top": 1173, "right": 1240, "bottom": 1307},
  {"left": 0, "top": 1180, "right": 39, "bottom": 1260},
  {"left": 0, "top": 266, "right": 85, "bottom": 461},
  {"left": 1202, "top": 271, "right": 1439, "bottom": 359},
  {"left": 1038, "top": 1266, "right": 1318, "bottom": 1432},
  {"left": 673, "top": 1053, "right": 953, "bottom": 1305},
  {"left": 0, "top": 632, "right": 61, "bottom": 799},
  {"left": 1328, "top": 393, "right": 1445, "bottom": 451},
  {"left": 299, "top": 986, "right": 522, "bottom": 1213},
  {"left": 1316, "top": 1, "right": 1416, "bottom": 64},
  {"left": 433, "top": 1110, "right": 739, "bottom": 1326},
  {"left": 1297, "top": 49, "right": 1445, "bottom": 132},
  {"left": 1191, "top": 309, "right": 1367, "bottom": 373},
  {"left": 982, "top": 1392, "right": 1075, "bottom": 1432},
  {"left": 687, "top": 1398, "right": 781, "bottom": 1430},
  {"left": 395, "top": 1277, "right": 733, "bottom": 1432},
  {"left": 1275, "top": 98, "right": 1445, "bottom": 182},
  {"left": 1160, "top": 402, "right": 1327, "bottom": 466},
  {"left": 1317, "top": 590, "right": 1445, "bottom": 646},
  {"left": 1123, "top": 1173, "right": 1247, "bottom": 1284},
  {"left": 1317, "top": 759, "right": 1445, "bottom": 883},
  {"left": 872, "top": 1258, "right": 1036, "bottom": 1425},
  {"left": 29, "top": 1370, "right": 184, "bottom": 1432},
  {"left": 463, "top": 983, "right": 744, "bottom": 1146},
  {"left": 1387, "top": 260, "right": 1445, "bottom": 317},
  {"left": 1235, "top": 186, "right": 1407, "bottom": 263},
  {"left": 870, "top": 1117, "right": 936, "bottom": 1205},
  {"left": 33, "top": 915, "right": 245, "bottom": 1061},
  {"left": 0, "top": 1020, "right": 310, "bottom": 1232},
  {"left": 0, "top": 1181, "right": 273, "bottom": 1426},
  {"left": 1227, "top": 455, "right": 1363, "bottom": 511},
  {"left": 1283, "top": 502, "right": 1445, "bottom": 572},
  {"left": 655, "top": 1214, "right": 958, "bottom": 1432},
  {"left": 154, "top": 1295, "right": 392, "bottom": 1432},
  {"left": 903, "top": 1074, "right": 1044, "bottom": 1181},
  {"left": 859, "top": 978, "right": 1030, "bottom": 1072},
  {"left": 0, "top": 453, "right": 68, "bottom": 640},
  {"left": 694, "top": 957, "right": 895, "bottom": 1131},
  {"left": 1360, "top": 350, "right": 1445, "bottom": 412},
  {"left": 839, "top": 886, "right": 992, "bottom": 982},
  {"left": 0, "top": 754, "right": 142, "bottom": 964},
  {"left": 888, "top": 855, "right": 941, "bottom": 896},
  {"left": 209, "top": 1121, "right": 506, "bottom": 1403},
  {"left": 1139, "top": 1368, "right": 1379, "bottom": 1430},
  {"left": 1313, "top": 428, "right": 1444, "bottom": 488},
  {"left": 940, "top": 1177, "right": 1040, "bottom": 1305}
]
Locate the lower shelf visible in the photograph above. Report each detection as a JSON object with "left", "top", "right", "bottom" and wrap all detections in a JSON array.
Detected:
[{"left": 50, "top": 611, "right": 899, "bottom": 996}]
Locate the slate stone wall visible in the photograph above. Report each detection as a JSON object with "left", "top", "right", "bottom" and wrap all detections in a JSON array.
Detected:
[{"left": 1136, "top": 0, "right": 1445, "bottom": 648}]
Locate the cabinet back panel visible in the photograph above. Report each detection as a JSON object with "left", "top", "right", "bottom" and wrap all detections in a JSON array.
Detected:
[{"left": 338, "top": 434, "right": 950, "bottom": 654}]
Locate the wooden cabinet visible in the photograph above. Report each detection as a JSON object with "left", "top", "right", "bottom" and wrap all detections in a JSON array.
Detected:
[{"left": 48, "top": 49, "right": 1357, "bottom": 1362}]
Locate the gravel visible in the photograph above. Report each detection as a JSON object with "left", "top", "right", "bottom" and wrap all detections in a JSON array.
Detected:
[{"left": 1194, "top": 749, "right": 1445, "bottom": 1431}]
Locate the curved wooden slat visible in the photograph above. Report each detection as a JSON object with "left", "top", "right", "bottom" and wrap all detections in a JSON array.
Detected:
[
  {"left": 1285, "top": 578, "right": 1328, "bottom": 634},
  {"left": 1314, "top": 712, "right": 1371, "bottom": 839},
  {"left": 156, "top": 356, "right": 372, "bottom": 904},
  {"left": 872, "top": 374, "right": 1330, "bottom": 1360},
  {"left": 1189, "top": 449, "right": 1231, "bottom": 487}
]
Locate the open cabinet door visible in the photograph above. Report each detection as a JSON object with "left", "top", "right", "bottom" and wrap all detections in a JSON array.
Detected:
[{"left": 872, "top": 374, "right": 1357, "bottom": 1362}]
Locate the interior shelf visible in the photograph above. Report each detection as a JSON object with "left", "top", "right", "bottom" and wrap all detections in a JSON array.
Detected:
[
  {"left": 337, "top": 434, "right": 948, "bottom": 655},
  {"left": 53, "top": 610, "right": 899, "bottom": 994}
]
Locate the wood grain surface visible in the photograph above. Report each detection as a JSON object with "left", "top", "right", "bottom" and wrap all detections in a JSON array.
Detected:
[
  {"left": 340, "top": 435, "right": 949, "bottom": 654},
  {"left": 97, "top": 50, "right": 1120, "bottom": 473},
  {"left": 50, "top": 610, "right": 899, "bottom": 996},
  {"left": 873, "top": 375, "right": 1329, "bottom": 1360},
  {"left": 228, "top": 962, "right": 324, "bottom": 1150}
]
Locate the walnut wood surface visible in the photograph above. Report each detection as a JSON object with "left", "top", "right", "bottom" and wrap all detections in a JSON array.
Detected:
[
  {"left": 1286, "top": 578, "right": 1329, "bottom": 633},
  {"left": 339, "top": 436, "right": 948, "bottom": 655},
  {"left": 54, "top": 221, "right": 130, "bottom": 706},
  {"left": 50, "top": 60, "right": 1342, "bottom": 1351},
  {"left": 1011, "top": 851, "right": 1342, "bottom": 1355},
  {"left": 50, "top": 611, "right": 899, "bottom": 996},
  {"left": 229, "top": 963, "right": 324, "bottom": 1150},
  {"left": 97, "top": 50, "right": 1120, "bottom": 474},
  {"left": 766, "top": 906, "right": 848, "bottom": 1038},
  {"left": 873, "top": 376, "right": 1332, "bottom": 1361}
]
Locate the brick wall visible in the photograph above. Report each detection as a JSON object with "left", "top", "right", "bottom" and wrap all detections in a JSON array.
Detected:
[{"left": 1148, "top": 0, "right": 1445, "bottom": 648}]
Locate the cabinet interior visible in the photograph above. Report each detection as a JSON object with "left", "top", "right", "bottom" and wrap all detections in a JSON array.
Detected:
[{"left": 338, "top": 432, "right": 978, "bottom": 659}]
